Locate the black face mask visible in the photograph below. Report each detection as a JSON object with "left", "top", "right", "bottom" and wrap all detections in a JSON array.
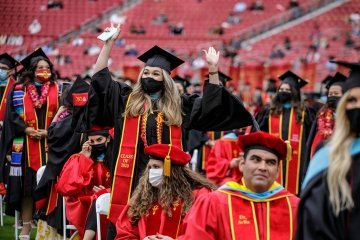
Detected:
[
  {"left": 346, "top": 108, "right": 360, "bottom": 135},
  {"left": 141, "top": 77, "right": 164, "bottom": 93},
  {"left": 90, "top": 143, "right": 107, "bottom": 160},
  {"left": 277, "top": 92, "right": 292, "bottom": 103},
  {"left": 327, "top": 96, "right": 341, "bottom": 109}
]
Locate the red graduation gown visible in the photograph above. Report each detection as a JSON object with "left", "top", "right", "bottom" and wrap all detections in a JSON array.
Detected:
[
  {"left": 180, "top": 185, "right": 299, "bottom": 240},
  {"left": 206, "top": 137, "right": 242, "bottom": 186},
  {"left": 115, "top": 188, "right": 211, "bottom": 240},
  {"left": 56, "top": 154, "right": 111, "bottom": 238}
]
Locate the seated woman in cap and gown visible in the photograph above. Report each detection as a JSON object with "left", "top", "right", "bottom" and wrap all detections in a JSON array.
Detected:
[
  {"left": 115, "top": 144, "right": 217, "bottom": 240},
  {"left": 297, "top": 60, "right": 360, "bottom": 240},
  {"left": 56, "top": 126, "right": 112, "bottom": 239},
  {"left": 90, "top": 24, "right": 253, "bottom": 238},
  {"left": 34, "top": 76, "right": 92, "bottom": 238},
  {"left": 0, "top": 48, "right": 59, "bottom": 239},
  {"left": 254, "top": 71, "right": 315, "bottom": 195},
  {"left": 306, "top": 72, "right": 346, "bottom": 158}
]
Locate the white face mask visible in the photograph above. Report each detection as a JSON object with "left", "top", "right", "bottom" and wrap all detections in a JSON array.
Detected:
[{"left": 149, "top": 168, "right": 163, "bottom": 187}]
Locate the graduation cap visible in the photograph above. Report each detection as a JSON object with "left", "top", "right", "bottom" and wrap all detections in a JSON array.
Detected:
[
  {"left": 238, "top": 131, "right": 292, "bottom": 161},
  {"left": 325, "top": 72, "right": 347, "bottom": 90},
  {"left": 278, "top": 70, "right": 308, "bottom": 90},
  {"left": 329, "top": 60, "right": 360, "bottom": 92},
  {"left": 144, "top": 144, "right": 191, "bottom": 177},
  {"left": 137, "top": 45, "right": 184, "bottom": 73},
  {"left": 205, "top": 71, "right": 232, "bottom": 86},
  {"left": 173, "top": 75, "right": 191, "bottom": 88},
  {"left": 0, "top": 53, "right": 20, "bottom": 69},
  {"left": 20, "top": 48, "right": 50, "bottom": 70}
]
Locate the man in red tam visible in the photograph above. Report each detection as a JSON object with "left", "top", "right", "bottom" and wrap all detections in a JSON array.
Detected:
[
  {"left": 115, "top": 144, "right": 217, "bottom": 240},
  {"left": 180, "top": 131, "right": 299, "bottom": 240}
]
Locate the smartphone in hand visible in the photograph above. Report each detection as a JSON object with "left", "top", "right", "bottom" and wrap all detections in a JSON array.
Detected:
[{"left": 97, "top": 27, "right": 117, "bottom": 42}]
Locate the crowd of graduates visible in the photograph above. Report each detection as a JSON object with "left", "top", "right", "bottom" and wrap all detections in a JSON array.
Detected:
[{"left": 0, "top": 23, "right": 360, "bottom": 240}]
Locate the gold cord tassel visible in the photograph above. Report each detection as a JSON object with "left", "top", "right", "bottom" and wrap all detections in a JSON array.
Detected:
[
  {"left": 164, "top": 155, "right": 171, "bottom": 177},
  {"left": 285, "top": 140, "right": 292, "bottom": 161}
]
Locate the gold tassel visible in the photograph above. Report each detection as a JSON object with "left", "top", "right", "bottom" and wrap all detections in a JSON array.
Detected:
[
  {"left": 285, "top": 140, "right": 292, "bottom": 161},
  {"left": 164, "top": 155, "right": 171, "bottom": 177}
]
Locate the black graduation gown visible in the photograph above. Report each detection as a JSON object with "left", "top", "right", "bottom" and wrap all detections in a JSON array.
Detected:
[
  {"left": 91, "top": 67, "right": 252, "bottom": 187},
  {"left": 0, "top": 84, "right": 48, "bottom": 213},
  {"left": 296, "top": 152, "right": 360, "bottom": 240},
  {"left": 254, "top": 106, "right": 315, "bottom": 194}
]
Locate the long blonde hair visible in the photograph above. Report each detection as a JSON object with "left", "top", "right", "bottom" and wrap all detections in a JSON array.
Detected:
[
  {"left": 328, "top": 91, "right": 355, "bottom": 216},
  {"left": 123, "top": 68, "right": 182, "bottom": 126}
]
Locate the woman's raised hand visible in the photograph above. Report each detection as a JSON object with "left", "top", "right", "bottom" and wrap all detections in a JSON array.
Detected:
[
  {"left": 108, "top": 22, "right": 121, "bottom": 42},
  {"left": 203, "top": 46, "right": 220, "bottom": 66}
]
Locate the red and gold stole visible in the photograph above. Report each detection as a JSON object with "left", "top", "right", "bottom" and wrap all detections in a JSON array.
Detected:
[
  {"left": 108, "top": 95, "right": 183, "bottom": 224},
  {"left": 0, "top": 78, "right": 15, "bottom": 120},
  {"left": 144, "top": 201, "right": 183, "bottom": 238},
  {"left": 219, "top": 190, "right": 295, "bottom": 240},
  {"left": 23, "top": 83, "right": 58, "bottom": 171},
  {"left": 269, "top": 108, "right": 305, "bottom": 195}
]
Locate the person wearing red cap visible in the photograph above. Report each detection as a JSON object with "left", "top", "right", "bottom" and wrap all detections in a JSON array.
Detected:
[
  {"left": 57, "top": 126, "right": 112, "bottom": 239},
  {"left": 180, "top": 131, "right": 299, "bottom": 240},
  {"left": 90, "top": 24, "right": 252, "bottom": 239},
  {"left": 0, "top": 48, "right": 59, "bottom": 239},
  {"left": 206, "top": 130, "right": 243, "bottom": 186},
  {"left": 115, "top": 144, "right": 216, "bottom": 240}
]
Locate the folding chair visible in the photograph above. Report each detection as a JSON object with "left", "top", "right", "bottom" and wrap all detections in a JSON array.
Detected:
[
  {"left": 0, "top": 194, "right": 3, "bottom": 226},
  {"left": 62, "top": 197, "right": 78, "bottom": 240},
  {"left": 95, "top": 193, "right": 110, "bottom": 240}
]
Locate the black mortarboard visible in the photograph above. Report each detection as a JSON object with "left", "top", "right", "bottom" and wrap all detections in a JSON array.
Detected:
[
  {"left": 174, "top": 75, "right": 191, "bottom": 88},
  {"left": 0, "top": 53, "right": 19, "bottom": 69},
  {"left": 321, "top": 75, "right": 333, "bottom": 86},
  {"left": 20, "top": 48, "right": 50, "bottom": 70},
  {"left": 325, "top": 72, "right": 346, "bottom": 90},
  {"left": 205, "top": 71, "right": 232, "bottom": 82},
  {"left": 278, "top": 70, "right": 308, "bottom": 90},
  {"left": 330, "top": 60, "right": 360, "bottom": 91},
  {"left": 137, "top": 45, "right": 184, "bottom": 73}
]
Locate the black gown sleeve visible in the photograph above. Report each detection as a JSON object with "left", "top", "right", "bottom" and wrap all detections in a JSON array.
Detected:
[
  {"left": 187, "top": 130, "right": 209, "bottom": 153},
  {"left": 187, "top": 81, "right": 253, "bottom": 131},
  {"left": 253, "top": 107, "right": 270, "bottom": 132},
  {"left": 0, "top": 86, "right": 26, "bottom": 182},
  {"left": 35, "top": 116, "right": 82, "bottom": 192},
  {"left": 91, "top": 67, "right": 132, "bottom": 126}
]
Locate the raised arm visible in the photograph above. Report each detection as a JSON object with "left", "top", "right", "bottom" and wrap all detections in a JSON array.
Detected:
[
  {"left": 93, "top": 23, "right": 121, "bottom": 74},
  {"left": 203, "top": 47, "right": 220, "bottom": 85}
]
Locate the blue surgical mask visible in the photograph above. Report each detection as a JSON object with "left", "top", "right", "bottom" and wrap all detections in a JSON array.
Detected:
[{"left": 0, "top": 69, "right": 8, "bottom": 81}]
